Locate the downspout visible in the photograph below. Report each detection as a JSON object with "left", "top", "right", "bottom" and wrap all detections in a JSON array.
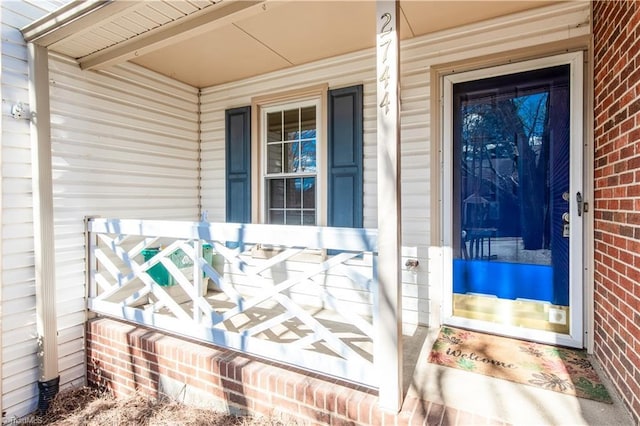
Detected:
[
  {"left": 0, "top": 32, "right": 4, "bottom": 421},
  {"left": 27, "top": 42, "right": 60, "bottom": 413},
  {"left": 197, "top": 89, "right": 204, "bottom": 221}
]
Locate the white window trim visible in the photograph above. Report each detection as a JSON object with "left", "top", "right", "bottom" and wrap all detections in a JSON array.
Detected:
[
  {"left": 251, "top": 84, "right": 328, "bottom": 225},
  {"left": 261, "top": 99, "right": 322, "bottom": 225}
]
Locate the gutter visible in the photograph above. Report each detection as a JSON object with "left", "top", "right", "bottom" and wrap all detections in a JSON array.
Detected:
[{"left": 27, "top": 43, "right": 60, "bottom": 414}]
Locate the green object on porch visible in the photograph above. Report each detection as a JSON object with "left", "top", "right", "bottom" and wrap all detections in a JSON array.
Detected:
[{"left": 141, "top": 244, "right": 214, "bottom": 287}]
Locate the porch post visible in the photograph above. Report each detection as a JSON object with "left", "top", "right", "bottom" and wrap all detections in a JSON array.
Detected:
[
  {"left": 28, "top": 42, "right": 60, "bottom": 409},
  {"left": 375, "top": 0, "right": 403, "bottom": 412}
]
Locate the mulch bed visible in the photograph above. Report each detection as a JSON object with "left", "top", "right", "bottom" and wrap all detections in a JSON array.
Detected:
[{"left": 29, "top": 386, "right": 294, "bottom": 425}]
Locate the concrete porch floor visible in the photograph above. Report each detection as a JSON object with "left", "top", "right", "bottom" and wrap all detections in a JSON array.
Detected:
[{"left": 403, "top": 326, "right": 634, "bottom": 425}]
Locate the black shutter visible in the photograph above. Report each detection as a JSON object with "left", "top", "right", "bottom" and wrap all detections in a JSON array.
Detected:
[
  {"left": 327, "top": 85, "right": 364, "bottom": 228},
  {"left": 225, "top": 106, "right": 251, "bottom": 223}
]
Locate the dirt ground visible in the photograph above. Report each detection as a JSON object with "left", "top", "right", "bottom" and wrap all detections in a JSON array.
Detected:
[{"left": 30, "top": 387, "right": 294, "bottom": 425}]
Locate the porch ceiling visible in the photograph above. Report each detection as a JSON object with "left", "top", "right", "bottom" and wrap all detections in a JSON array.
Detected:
[{"left": 23, "top": 0, "right": 560, "bottom": 88}]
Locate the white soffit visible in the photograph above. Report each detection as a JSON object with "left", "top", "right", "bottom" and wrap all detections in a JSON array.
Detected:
[
  {"left": 131, "top": 0, "right": 381, "bottom": 86},
  {"left": 130, "top": 24, "right": 292, "bottom": 88},
  {"left": 233, "top": 1, "right": 377, "bottom": 66},
  {"left": 400, "top": 0, "right": 560, "bottom": 36},
  {"left": 23, "top": 0, "right": 565, "bottom": 89}
]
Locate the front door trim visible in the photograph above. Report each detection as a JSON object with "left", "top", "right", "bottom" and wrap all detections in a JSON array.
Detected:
[{"left": 441, "top": 52, "right": 584, "bottom": 348}]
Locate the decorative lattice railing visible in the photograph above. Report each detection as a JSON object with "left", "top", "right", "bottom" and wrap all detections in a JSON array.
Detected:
[{"left": 86, "top": 218, "right": 378, "bottom": 386}]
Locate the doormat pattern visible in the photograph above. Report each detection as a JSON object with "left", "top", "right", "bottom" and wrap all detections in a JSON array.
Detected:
[{"left": 428, "top": 326, "right": 612, "bottom": 403}]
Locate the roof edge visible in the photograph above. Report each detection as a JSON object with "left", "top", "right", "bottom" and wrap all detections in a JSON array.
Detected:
[{"left": 20, "top": 1, "right": 131, "bottom": 46}]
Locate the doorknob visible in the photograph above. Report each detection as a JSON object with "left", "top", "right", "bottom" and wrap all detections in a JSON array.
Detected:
[{"left": 576, "top": 192, "right": 583, "bottom": 217}]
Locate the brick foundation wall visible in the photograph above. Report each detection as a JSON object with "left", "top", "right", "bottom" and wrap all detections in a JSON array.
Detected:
[
  {"left": 86, "top": 318, "right": 495, "bottom": 426},
  {"left": 593, "top": 1, "right": 640, "bottom": 423}
]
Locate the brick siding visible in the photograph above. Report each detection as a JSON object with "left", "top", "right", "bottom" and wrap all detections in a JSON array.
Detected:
[
  {"left": 593, "top": 1, "right": 640, "bottom": 423},
  {"left": 86, "top": 318, "right": 504, "bottom": 426}
]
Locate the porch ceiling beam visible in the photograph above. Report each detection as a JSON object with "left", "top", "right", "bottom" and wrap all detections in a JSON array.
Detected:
[
  {"left": 78, "top": 0, "right": 273, "bottom": 71},
  {"left": 21, "top": 0, "right": 137, "bottom": 46}
]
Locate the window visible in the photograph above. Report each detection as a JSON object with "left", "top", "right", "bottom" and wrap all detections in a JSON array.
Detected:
[
  {"left": 263, "top": 101, "right": 320, "bottom": 225},
  {"left": 225, "top": 84, "right": 363, "bottom": 229}
]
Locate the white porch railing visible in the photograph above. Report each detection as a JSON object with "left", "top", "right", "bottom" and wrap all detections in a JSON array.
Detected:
[{"left": 86, "top": 218, "right": 378, "bottom": 387}]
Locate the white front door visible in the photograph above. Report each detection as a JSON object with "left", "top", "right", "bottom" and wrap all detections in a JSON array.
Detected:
[{"left": 442, "top": 52, "right": 584, "bottom": 348}]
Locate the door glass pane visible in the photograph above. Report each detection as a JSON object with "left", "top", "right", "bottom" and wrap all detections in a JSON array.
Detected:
[{"left": 452, "top": 65, "right": 570, "bottom": 334}]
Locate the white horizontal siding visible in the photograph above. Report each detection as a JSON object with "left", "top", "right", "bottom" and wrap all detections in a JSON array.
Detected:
[
  {"left": 0, "top": 2, "right": 591, "bottom": 418},
  {"left": 1, "top": 0, "right": 70, "bottom": 419},
  {"left": 48, "top": 54, "right": 200, "bottom": 220},
  {"left": 47, "top": 54, "right": 200, "bottom": 405},
  {"left": 200, "top": 1, "right": 590, "bottom": 328}
]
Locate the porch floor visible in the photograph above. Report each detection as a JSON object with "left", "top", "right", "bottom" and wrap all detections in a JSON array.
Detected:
[
  {"left": 402, "top": 326, "right": 634, "bottom": 425},
  {"left": 135, "top": 285, "right": 634, "bottom": 425},
  {"left": 88, "top": 317, "right": 634, "bottom": 425},
  {"left": 95, "top": 274, "right": 633, "bottom": 426}
]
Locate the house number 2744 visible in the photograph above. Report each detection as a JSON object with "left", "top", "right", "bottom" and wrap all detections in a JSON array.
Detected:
[{"left": 379, "top": 12, "right": 393, "bottom": 115}]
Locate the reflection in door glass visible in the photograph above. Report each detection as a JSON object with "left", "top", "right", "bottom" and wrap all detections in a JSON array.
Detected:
[{"left": 460, "top": 91, "right": 551, "bottom": 265}]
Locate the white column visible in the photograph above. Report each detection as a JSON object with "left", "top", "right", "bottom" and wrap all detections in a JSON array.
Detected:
[
  {"left": 375, "top": 0, "right": 403, "bottom": 412},
  {"left": 28, "top": 43, "right": 59, "bottom": 382}
]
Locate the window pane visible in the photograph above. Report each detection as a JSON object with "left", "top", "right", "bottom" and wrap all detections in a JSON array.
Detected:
[
  {"left": 267, "top": 112, "right": 282, "bottom": 142},
  {"left": 286, "top": 211, "right": 302, "bottom": 225},
  {"left": 269, "top": 210, "right": 284, "bottom": 224},
  {"left": 300, "top": 140, "right": 316, "bottom": 172},
  {"left": 302, "top": 211, "right": 316, "bottom": 225},
  {"left": 284, "top": 108, "right": 299, "bottom": 141},
  {"left": 267, "top": 144, "right": 282, "bottom": 173},
  {"left": 286, "top": 178, "right": 302, "bottom": 208},
  {"left": 268, "top": 179, "right": 284, "bottom": 208},
  {"left": 301, "top": 106, "right": 316, "bottom": 132},
  {"left": 284, "top": 142, "right": 298, "bottom": 173},
  {"left": 302, "top": 177, "right": 315, "bottom": 208}
]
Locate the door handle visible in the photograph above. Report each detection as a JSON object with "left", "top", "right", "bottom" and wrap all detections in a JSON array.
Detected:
[{"left": 576, "top": 192, "right": 583, "bottom": 217}]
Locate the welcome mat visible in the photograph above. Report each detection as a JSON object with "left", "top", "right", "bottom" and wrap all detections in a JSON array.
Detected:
[{"left": 428, "top": 326, "right": 612, "bottom": 403}]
